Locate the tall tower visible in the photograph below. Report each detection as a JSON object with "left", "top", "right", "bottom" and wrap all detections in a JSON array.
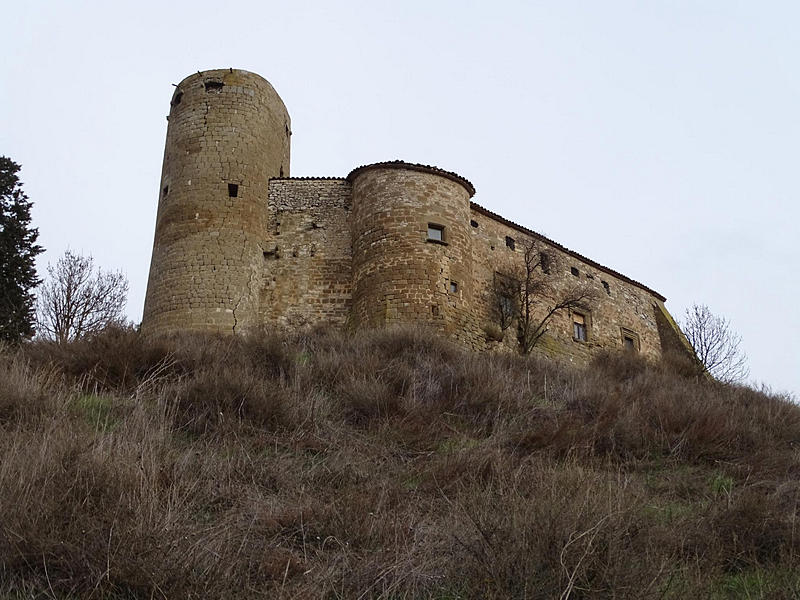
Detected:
[
  {"left": 348, "top": 161, "right": 476, "bottom": 342},
  {"left": 141, "top": 69, "right": 290, "bottom": 336}
]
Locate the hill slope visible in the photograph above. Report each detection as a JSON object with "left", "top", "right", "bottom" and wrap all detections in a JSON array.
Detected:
[{"left": 1, "top": 327, "right": 799, "bottom": 599}]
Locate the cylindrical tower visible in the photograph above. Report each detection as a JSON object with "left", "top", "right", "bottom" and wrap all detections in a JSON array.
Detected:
[
  {"left": 141, "top": 69, "right": 290, "bottom": 336},
  {"left": 347, "top": 161, "right": 476, "bottom": 341}
]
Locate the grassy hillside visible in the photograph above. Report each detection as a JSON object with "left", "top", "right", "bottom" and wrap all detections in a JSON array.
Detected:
[{"left": 1, "top": 327, "right": 799, "bottom": 599}]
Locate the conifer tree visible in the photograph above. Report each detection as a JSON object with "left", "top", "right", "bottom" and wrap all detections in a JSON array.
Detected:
[{"left": 0, "top": 157, "right": 43, "bottom": 343}]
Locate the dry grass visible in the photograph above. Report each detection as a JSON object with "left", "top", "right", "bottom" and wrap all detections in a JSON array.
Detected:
[{"left": 1, "top": 326, "right": 799, "bottom": 599}]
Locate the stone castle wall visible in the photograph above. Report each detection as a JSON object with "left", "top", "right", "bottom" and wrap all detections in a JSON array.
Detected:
[
  {"left": 466, "top": 205, "right": 665, "bottom": 360},
  {"left": 260, "top": 178, "right": 352, "bottom": 327},
  {"left": 142, "top": 69, "right": 290, "bottom": 337},
  {"left": 349, "top": 164, "right": 478, "bottom": 346},
  {"left": 142, "top": 69, "right": 688, "bottom": 363}
]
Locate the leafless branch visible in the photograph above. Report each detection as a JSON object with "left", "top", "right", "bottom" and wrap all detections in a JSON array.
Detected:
[
  {"left": 491, "top": 239, "right": 598, "bottom": 354},
  {"left": 679, "top": 303, "right": 749, "bottom": 384},
  {"left": 36, "top": 251, "right": 129, "bottom": 344}
]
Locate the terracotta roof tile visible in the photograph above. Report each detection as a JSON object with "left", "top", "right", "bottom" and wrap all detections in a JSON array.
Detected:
[{"left": 346, "top": 160, "right": 476, "bottom": 197}]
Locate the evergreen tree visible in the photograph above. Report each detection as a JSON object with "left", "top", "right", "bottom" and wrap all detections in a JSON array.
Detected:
[{"left": 0, "top": 157, "right": 43, "bottom": 343}]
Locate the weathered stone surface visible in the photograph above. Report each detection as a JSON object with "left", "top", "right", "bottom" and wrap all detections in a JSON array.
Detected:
[
  {"left": 142, "top": 69, "right": 290, "bottom": 337},
  {"left": 142, "top": 69, "right": 688, "bottom": 364}
]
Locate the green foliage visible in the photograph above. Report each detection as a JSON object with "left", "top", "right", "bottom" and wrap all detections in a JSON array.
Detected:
[
  {"left": 0, "top": 157, "right": 43, "bottom": 344},
  {"left": 73, "top": 393, "right": 117, "bottom": 431}
]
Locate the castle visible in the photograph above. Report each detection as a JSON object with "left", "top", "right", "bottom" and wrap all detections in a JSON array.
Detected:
[{"left": 142, "top": 69, "right": 688, "bottom": 361}]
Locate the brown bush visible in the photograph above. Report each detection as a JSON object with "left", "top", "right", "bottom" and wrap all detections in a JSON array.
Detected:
[{"left": 2, "top": 326, "right": 800, "bottom": 598}]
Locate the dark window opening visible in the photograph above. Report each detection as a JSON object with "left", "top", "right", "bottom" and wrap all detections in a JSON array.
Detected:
[
  {"left": 204, "top": 80, "right": 224, "bottom": 92},
  {"left": 621, "top": 328, "right": 639, "bottom": 352},
  {"left": 505, "top": 236, "right": 515, "bottom": 250},
  {"left": 602, "top": 281, "right": 610, "bottom": 295},
  {"left": 171, "top": 92, "right": 183, "bottom": 107},
  {"left": 162, "top": 185, "right": 169, "bottom": 198},
  {"left": 228, "top": 183, "right": 239, "bottom": 197},
  {"left": 571, "top": 266, "right": 579, "bottom": 277},
  {"left": 586, "top": 273, "right": 594, "bottom": 280},
  {"left": 427, "top": 223, "right": 445, "bottom": 242},
  {"left": 470, "top": 219, "right": 479, "bottom": 228},
  {"left": 279, "top": 166, "right": 284, "bottom": 177},
  {"left": 573, "top": 313, "right": 587, "bottom": 342},
  {"left": 540, "top": 252, "right": 551, "bottom": 274},
  {"left": 431, "top": 305, "right": 440, "bottom": 316},
  {"left": 450, "top": 281, "right": 458, "bottom": 293}
]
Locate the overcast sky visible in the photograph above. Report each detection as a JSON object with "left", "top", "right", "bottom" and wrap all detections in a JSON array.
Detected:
[{"left": 2, "top": 1, "right": 797, "bottom": 397}]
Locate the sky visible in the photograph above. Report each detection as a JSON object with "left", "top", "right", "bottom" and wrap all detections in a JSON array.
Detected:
[{"left": 1, "top": 1, "right": 797, "bottom": 397}]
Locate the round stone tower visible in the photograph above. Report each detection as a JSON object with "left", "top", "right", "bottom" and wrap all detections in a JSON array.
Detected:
[
  {"left": 347, "top": 161, "right": 477, "bottom": 343},
  {"left": 141, "top": 69, "right": 290, "bottom": 336}
]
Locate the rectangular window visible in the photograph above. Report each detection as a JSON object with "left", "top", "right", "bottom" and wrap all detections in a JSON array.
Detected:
[
  {"left": 449, "top": 281, "right": 458, "bottom": 293},
  {"left": 573, "top": 312, "right": 587, "bottom": 342},
  {"left": 228, "top": 183, "right": 239, "bottom": 198},
  {"left": 571, "top": 266, "right": 579, "bottom": 277},
  {"left": 505, "top": 236, "right": 515, "bottom": 250},
  {"left": 621, "top": 328, "right": 640, "bottom": 352},
  {"left": 427, "top": 223, "right": 445, "bottom": 242}
]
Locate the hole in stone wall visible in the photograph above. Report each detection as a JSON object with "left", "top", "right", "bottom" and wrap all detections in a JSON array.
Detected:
[
  {"left": 505, "top": 236, "right": 516, "bottom": 250},
  {"left": 540, "top": 252, "right": 551, "bottom": 274},
  {"left": 228, "top": 183, "right": 239, "bottom": 198},
  {"left": 204, "top": 80, "right": 224, "bottom": 92},
  {"left": 602, "top": 281, "right": 611, "bottom": 295},
  {"left": 431, "top": 305, "right": 440, "bottom": 316},
  {"left": 571, "top": 267, "right": 580, "bottom": 277},
  {"left": 470, "top": 219, "right": 479, "bottom": 228},
  {"left": 162, "top": 185, "right": 169, "bottom": 198},
  {"left": 450, "top": 281, "right": 459, "bottom": 293},
  {"left": 171, "top": 92, "right": 183, "bottom": 107}
]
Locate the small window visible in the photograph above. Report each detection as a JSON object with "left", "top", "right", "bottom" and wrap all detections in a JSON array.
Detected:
[
  {"left": 427, "top": 223, "right": 445, "bottom": 242},
  {"left": 449, "top": 281, "right": 458, "bottom": 293},
  {"left": 621, "top": 328, "right": 640, "bottom": 352},
  {"left": 162, "top": 185, "right": 169, "bottom": 198},
  {"left": 228, "top": 183, "right": 239, "bottom": 198},
  {"left": 470, "top": 219, "right": 479, "bottom": 228},
  {"left": 573, "top": 312, "right": 588, "bottom": 342},
  {"left": 505, "top": 236, "right": 515, "bottom": 250},
  {"left": 602, "top": 281, "right": 610, "bottom": 295},
  {"left": 571, "top": 266, "right": 579, "bottom": 277},
  {"left": 204, "top": 80, "right": 224, "bottom": 92},
  {"left": 540, "top": 252, "right": 551, "bottom": 274},
  {"left": 170, "top": 92, "right": 183, "bottom": 107}
]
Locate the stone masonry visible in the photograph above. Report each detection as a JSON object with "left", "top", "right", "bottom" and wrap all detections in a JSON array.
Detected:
[{"left": 142, "top": 69, "right": 689, "bottom": 362}]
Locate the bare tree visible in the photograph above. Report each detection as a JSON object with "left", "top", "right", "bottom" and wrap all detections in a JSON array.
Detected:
[
  {"left": 680, "top": 303, "right": 749, "bottom": 384},
  {"left": 492, "top": 239, "right": 597, "bottom": 354},
  {"left": 36, "top": 251, "right": 129, "bottom": 344}
]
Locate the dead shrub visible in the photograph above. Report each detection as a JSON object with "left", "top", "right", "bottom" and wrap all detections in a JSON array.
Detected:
[{"left": 167, "top": 367, "right": 287, "bottom": 434}]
